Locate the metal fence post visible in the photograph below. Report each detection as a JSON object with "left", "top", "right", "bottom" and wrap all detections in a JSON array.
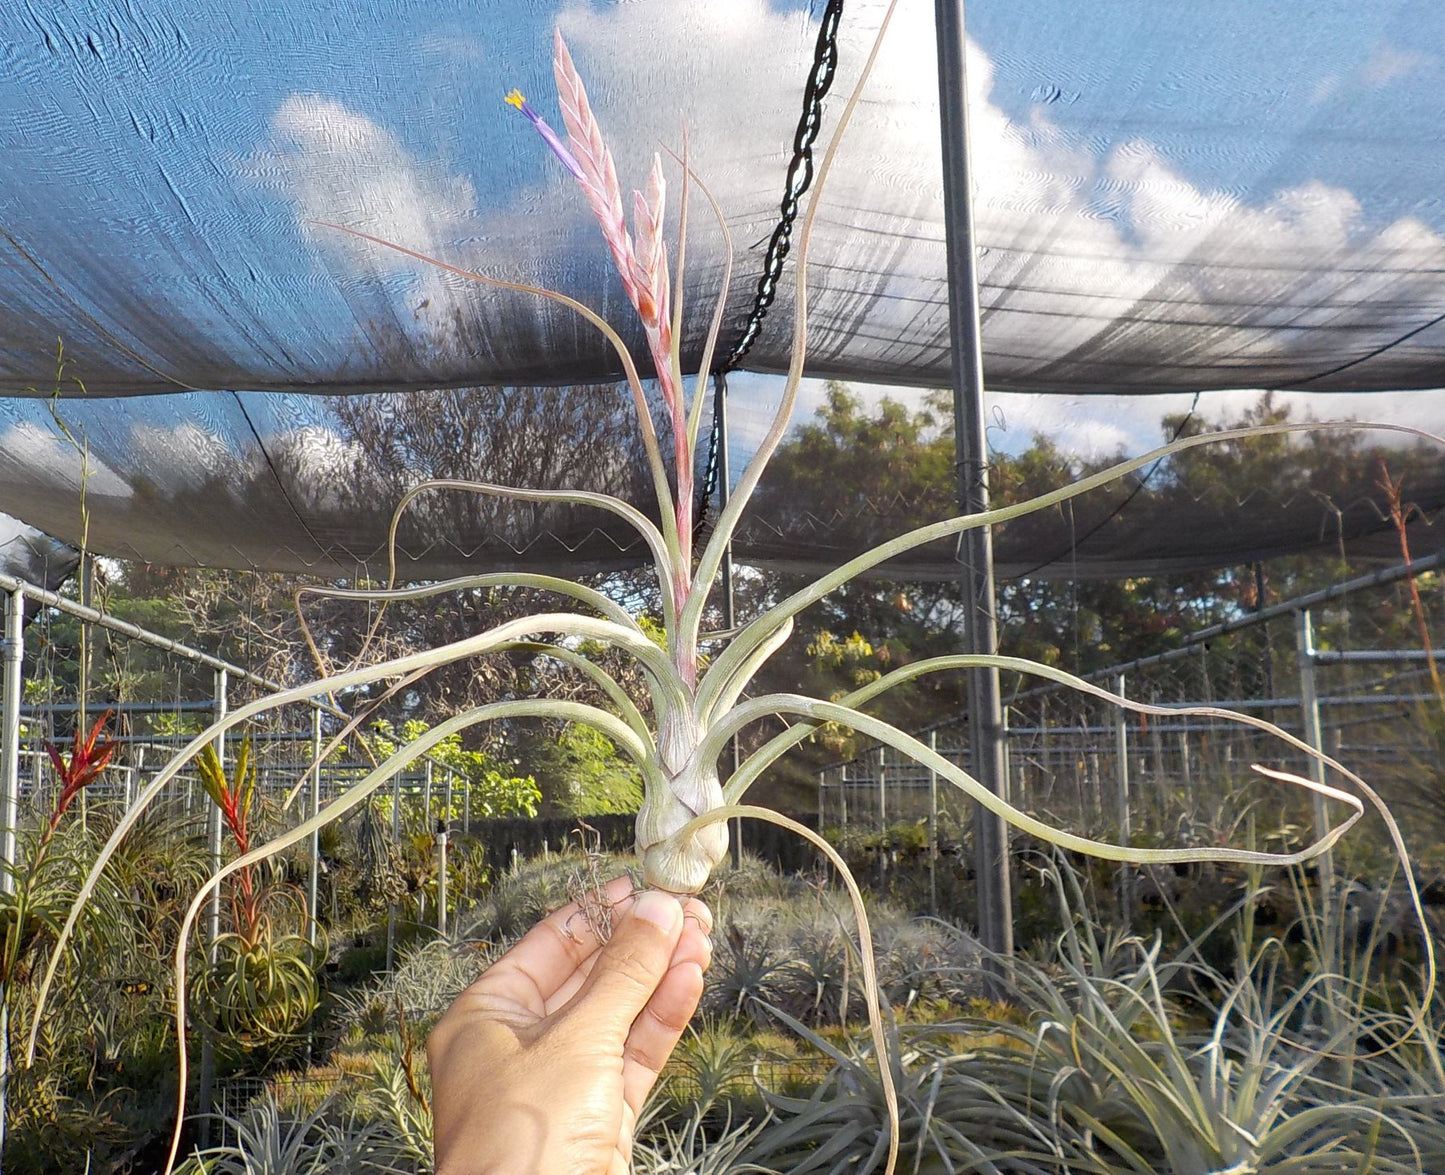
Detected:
[
  {"left": 386, "top": 763, "right": 402, "bottom": 972},
  {"left": 928, "top": 730, "right": 939, "bottom": 917},
  {"left": 208, "top": 669, "right": 227, "bottom": 950},
  {"left": 1114, "top": 674, "right": 1134, "bottom": 922},
  {"left": 2, "top": 589, "right": 23, "bottom": 896},
  {"left": 308, "top": 706, "right": 322, "bottom": 949},
  {"left": 876, "top": 746, "right": 887, "bottom": 888},
  {"left": 199, "top": 666, "right": 227, "bottom": 1145},
  {"left": 1294, "top": 610, "right": 1335, "bottom": 935},
  {"left": 0, "top": 588, "right": 24, "bottom": 1161},
  {"left": 876, "top": 745, "right": 887, "bottom": 829},
  {"left": 1149, "top": 690, "right": 1165, "bottom": 828},
  {"left": 436, "top": 821, "right": 449, "bottom": 937}
]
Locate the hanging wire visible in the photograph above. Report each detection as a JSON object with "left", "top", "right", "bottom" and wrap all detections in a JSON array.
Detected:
[
  {"left": 697, "top": 0, "right": 846, "bottom": 533},
  {"left": 1011, "top": 391, "right": 1202, "bottom": 581}
]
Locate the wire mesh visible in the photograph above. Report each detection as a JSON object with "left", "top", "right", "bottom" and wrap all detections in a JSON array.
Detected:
[
  {"left": 819, "top": 567, "right": 1445, "bottom": 860},
  {"left": 2, "top": 572, "right": 484, "bottom": 838}
]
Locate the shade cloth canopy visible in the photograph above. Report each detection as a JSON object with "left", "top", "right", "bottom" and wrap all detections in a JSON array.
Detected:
[{"left": 2, "top": 0, "right": 1443, "bottom": 577}]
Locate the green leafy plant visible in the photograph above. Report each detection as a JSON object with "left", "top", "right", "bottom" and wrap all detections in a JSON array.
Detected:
[
  {"left": 368, "top": 718, "right": 540, "bottom": 824},
  {"left": 175, "top": 1090, "right": 417, "bottom": 1175}
]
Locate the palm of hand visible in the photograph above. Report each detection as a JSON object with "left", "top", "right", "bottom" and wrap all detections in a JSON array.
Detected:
[{"left": 429, "top": 878, "right": 712, "bottom": 1175}]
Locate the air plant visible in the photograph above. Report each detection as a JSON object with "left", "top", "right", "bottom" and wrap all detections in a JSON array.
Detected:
[
  {"left": 0, "top": 711, "right": 114, "bottom": 982},
  {"left": 37, "top": 709, "right": 114, "bottom": 861},
  {"left": 191, "top": 739, "right": 320, "bottom": 1053},
  {"left": 28, "top": 6, "right": 1441, "bottom": 1174}
]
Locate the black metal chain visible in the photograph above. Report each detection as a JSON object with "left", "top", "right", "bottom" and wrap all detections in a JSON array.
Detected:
[
  {"left": 696, "top": 0, "right": 846, "bottom": 529},
  {"left": 725, "top": 0, "right": 846, "bottom": 372}
]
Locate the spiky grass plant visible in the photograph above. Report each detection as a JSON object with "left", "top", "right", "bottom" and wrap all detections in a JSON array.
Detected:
[
  {"left": 174, "top": 1089, "right": 419, "bottom": 1175},
  {"left": 29, "top": 5, "right": 1441, "bottom": 1173},
  {"left": 731, "top": 857, "right": 1445, "bottom": 1174}
]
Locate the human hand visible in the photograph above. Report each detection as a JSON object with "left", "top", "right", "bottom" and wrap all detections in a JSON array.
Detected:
[{"left": 428, "top": 876, "right": 713, "bottom": 1175}]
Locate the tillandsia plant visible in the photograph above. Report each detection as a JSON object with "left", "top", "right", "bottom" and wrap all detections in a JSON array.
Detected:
[
  {"left": 0, "top": 711, "right": 114, "bottom": 991},
  {"left": 28, "top": 6, "right": 1442, "bottom": 1174},
  {"left": 192, "top": 739, "right": 320, "bottom": 1052},
  {"left": 38, "top": 709, "right": 114, "bottom": 863}
]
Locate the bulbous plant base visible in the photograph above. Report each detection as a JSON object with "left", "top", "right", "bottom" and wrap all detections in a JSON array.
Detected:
[
  {"left": 635, "top": 758, "right": 731, "bottom": 894},
  {"left": 640, "top": 819, "right": 729, "bottom": 895}
]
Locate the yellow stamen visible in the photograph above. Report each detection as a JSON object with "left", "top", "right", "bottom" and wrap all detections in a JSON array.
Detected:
[{"left": 504, "top": 89, "right": 526, "bottom": 110}]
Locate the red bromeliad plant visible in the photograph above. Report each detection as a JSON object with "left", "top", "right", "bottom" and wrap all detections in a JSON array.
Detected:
[
  {"left": 194, "top": 738, "right": 264, "bottom": 946},
  {"left": 39, "top": 710, "right": 114, "bottom": 854},
  {"left": 0, "top": 712, "right": 113, "bottom": 993},
  {"left": 191, "top": 738, "right": 319, "bottom": 1054}
]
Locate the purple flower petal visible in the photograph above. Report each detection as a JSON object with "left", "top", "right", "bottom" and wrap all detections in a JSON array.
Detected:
[{"left": 506, "top": 89, "right": 586, "bottom": 184}]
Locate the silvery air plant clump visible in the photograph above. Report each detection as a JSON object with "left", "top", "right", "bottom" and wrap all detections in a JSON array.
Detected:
[{"left": 33, "top": 11, "right": 1438, "bottom": 1175}]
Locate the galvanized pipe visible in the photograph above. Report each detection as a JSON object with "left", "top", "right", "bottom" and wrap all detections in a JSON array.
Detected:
[
  {"left": 935, "top": 0, "right": 1013, "bottom": 981},
  {"left": 1, "top": 589, "right": 24, "bottom": 895}
]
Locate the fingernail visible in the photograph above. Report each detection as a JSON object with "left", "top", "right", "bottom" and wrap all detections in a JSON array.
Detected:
[{"left": 632, "top": 890, "right": 682, "bottom": 932}]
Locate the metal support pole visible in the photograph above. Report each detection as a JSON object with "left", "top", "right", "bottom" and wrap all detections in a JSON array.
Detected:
[
  {"left": 1, "top": 590, "right": 23, "bottom": 896},
  {"left": 1295, "top": 610, "right": 1335, "bottom": 933},
  {"left": 436, "top": 822, "right": 449, "bottom": 937},
  {"left": 928, "top": 730, "right": 939, "bottom": 917},
  {"left": 1114, "top": 674, "right": 1134, "bottom": 922},
  {"left": 308, "top": 707, "right": 322, "bottom": 949},
  {"left": 936, "top": 0, "right": 1012, "bottom": 989},
  {"left": 0, "top": 589, "right": 24, "bottom": 1162},
  {"left": 714, "top": 373, "right": 744, "bottom": 870}
]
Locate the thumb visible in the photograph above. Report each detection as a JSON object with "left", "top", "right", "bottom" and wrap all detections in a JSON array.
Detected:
[{"left": 570, "top": 889, "right": 684, "bottom": 1034}]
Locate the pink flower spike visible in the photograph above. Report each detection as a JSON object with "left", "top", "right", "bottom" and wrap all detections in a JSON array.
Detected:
[
  {"left": 631, "top": 155, "right": 671, "bottom": 332},
  {"left": 505, "top": 89, "right": 587, "bottom": 183}
]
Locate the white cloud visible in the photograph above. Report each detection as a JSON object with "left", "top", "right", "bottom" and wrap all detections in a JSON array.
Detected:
[
  {"left": 253, "top": 1, "right": 1445, "bottom": 397},
  {"left": 1360, "top": 42, "right": 1431, "bottom": 86},
  {"left": 0, "top": 423, "right": 132, "bottom": 499},
  {"left": 126, "top": 421, "right": 242, "bottom": 495},
  {"left": 247, "top": 94, "right": 482, "bottom": 331},
  {"left": 986, "top": 387, "right": 1445, "bottom": 463},
  {"left": 257, "top": 425, "right": 371, "bottom": 510}
]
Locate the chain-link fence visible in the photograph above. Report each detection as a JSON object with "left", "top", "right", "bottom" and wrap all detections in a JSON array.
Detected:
[
  {"left": 818, "top": 555, "right": 1445, "bottom": 865},
  {"left": 0, "top": 569, "right": 485, "bottom": 838}
]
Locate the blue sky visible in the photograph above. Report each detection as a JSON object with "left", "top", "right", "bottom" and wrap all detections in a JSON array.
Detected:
[{"left": 2, "top": 0, "right": 1445, "bottom": 555}]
